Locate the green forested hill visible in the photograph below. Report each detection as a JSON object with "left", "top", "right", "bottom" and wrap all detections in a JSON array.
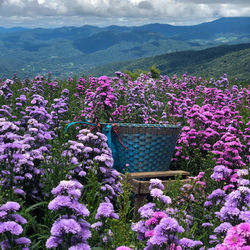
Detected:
[{"left": 88, "top": 43, "right": 250, "bottom": 82}]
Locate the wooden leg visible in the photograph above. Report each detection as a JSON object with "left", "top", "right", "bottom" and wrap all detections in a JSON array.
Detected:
[{"left": 133, "top": 194, "right": 147, "bottom": 220}]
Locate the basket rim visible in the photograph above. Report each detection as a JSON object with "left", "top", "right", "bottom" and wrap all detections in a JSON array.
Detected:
[{"left": 100, "top": 122, "right": 182, "bottom": 129}]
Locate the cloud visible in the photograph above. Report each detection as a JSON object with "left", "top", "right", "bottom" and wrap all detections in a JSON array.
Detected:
[
  {"left": 0, "top": 0, "right": 249, "bottom": 27},
  {"left": 178, "top": 0, "right": 250, "bottom": 3},
  {"left": 138, "top": 1, "right": 153, "bottom": 10}
]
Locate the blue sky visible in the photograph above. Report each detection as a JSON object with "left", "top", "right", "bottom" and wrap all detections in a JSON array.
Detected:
[{"left": 0, "top": 0, "right": 250, "bottom": 28}]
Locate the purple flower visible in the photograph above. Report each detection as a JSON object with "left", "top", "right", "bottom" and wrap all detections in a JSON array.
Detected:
[
  {"left": 208, "top": 189, "right": 226, "bottom": 200},
  {"left": 51, "top": 180, "right": 83, "bottom": 197},
  {"left": 70, "top": 202, "right": 90, "bottom": 217},
  {"left": 138, "top": 203, "right": 155, "bottom": 218},
  {"left": 149, "top": 179, "right": 164, "bottom": 190},
  {"left": 239, "top": 211, "right": 250, "bottom": 222},
  {"left": 50, "top": 218, "right": 81, "bottom": 236},
  {"left": 9, "top": 214, "right": 27, "bottom": 224},
  {"left": 204, "top": 201, "right": 213, "bottom": 207},
  {"left": 13, "top": 188, "right": 26, "bottom": 195},
  {"left": 91, "top": 221, "right": 103, "bottom": 230},
  {"left": 179, "top": 238, "right": 203, "bottom": 249},
  {"left": 95, "top": 202, "right": 119, "bottom": 219},
  {"left": 46, "top": 236, "right": 63, "bottom": 248},
  {"left": 131, "top": 220, "right": 147, "bottom": 235},
  {"left": 148, "top": 235, "right": 168, "bottom": 246},
  {"left": 202, "top": 222, "right": 213, "bottom": 228},
  {"left": 155, "top": 217, "right": 184, "bottom": 234},
  {"left": 0, "top": 202, "right": 20, "bottom": 212},
  {"left": 0, "top": 211, "right": 7, "bottom": 218},
  {"left": 0, "top": 221, "right": 23, "bottom": 235},
  {"left": 150, "top": 188, "right": 163, "bottom": 198},
  {"left": 160, "top": 195, "right": 172, "bottom": 204},
  {"left": 211, "top": 165, "right": 232, "bottom": 182},
  {"left": 48, "top": 195, "right": 72, "bottom": 211},
  {"left": 214, "top": 222, "right": 232, "bottom": 234},
  {"left": 68, "top": 243, "right": 91, "bottom": 250},
  {"left": 15, "top": 237, "right": 31, "bottom": 246}
]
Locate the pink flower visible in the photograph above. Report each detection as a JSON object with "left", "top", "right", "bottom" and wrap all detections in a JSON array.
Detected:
[
  {"left": 215, "top": 244, "right": 228, "bottom": 250},
  {"left": 196, "top": 181, "right": 206, "bottom": 188},
  {"left": 145, "top": 229, "right": 155, "bottom": 238},
  {"left": 145, "top": 217, "right": 158, "bottom": 226},
  {"left": 224, "top": 233, "right": 246, "bottom": 248},
  {"left": 237, "top": 222, "right": 250, "bottom": 237},
  {"left": 116, "top": 246, "right": 133, "bottom": 250},
  {"left": 153, "top": 211, "right": 167, "bottom": 219},
  {"left": 197, "top": 172, "right": 205, "bottom": 179},
  {"left": 223, "top": 184, "right": 234, "bottom": 191}
]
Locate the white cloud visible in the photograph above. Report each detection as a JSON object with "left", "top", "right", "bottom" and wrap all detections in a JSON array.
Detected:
[{"left": 0, "top": 0, "right": 249, "bottom": 27}]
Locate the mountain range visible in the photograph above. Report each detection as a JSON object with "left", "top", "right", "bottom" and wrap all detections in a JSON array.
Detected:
[{"left": 0, "top": 17, "right": 250, "bottom": 80}]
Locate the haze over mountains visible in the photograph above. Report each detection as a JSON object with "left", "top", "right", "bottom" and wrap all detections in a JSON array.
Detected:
[{"left": 0, "top": 17, "right": 250, "bottom": 80}]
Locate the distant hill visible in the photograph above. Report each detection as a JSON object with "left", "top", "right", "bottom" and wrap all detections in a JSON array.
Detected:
[
  {"left": 0, "top": 17, "right": 250, "bottom": 79},
  {"left": 88, "top": 43, "right": 250, "bottom": 82},
  {"left": 0, "top": 27, "right": 29, "bottom": 34},
  {"left": 135, "top": 17, "right": 250, "bottom": 42}
]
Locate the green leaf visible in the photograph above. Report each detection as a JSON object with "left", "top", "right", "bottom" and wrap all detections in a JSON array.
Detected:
[{"left": 25, "top": 201, "right": 48, "bottom": 213}]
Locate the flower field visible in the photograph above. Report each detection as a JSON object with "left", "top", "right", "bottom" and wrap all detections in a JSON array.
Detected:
[{"left": 0, "top": 72, "right": 249, "bottom": 249}]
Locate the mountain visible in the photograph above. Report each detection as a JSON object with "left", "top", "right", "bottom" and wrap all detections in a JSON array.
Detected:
[
  {"left": 0, "top": 27, "right": 29, "bottom": 34},
  {"left": 135, "top": 17, "right": 250, "bottom": 42},
  {"left": 0, "top": 17, "right": 250, "bottom": 79},
  {"left": 88, "top": 43, "right": 250, "bottom": 82}
]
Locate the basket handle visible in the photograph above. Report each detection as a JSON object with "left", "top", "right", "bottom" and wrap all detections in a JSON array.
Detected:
[{"left": 65, "top": 121, "right": 99, "bottom": 132}]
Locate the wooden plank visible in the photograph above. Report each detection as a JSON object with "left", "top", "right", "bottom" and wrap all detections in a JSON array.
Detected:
[{"left": 128, "top": 170, "right": 189, "bottom": 179}]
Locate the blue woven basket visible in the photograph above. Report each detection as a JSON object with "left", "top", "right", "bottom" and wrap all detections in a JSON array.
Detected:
[{"left": 101, "top": 123, "right": 182, "bottom": 173}]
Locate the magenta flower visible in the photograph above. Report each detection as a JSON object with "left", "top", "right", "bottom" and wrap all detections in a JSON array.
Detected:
[
  {"left": 223, "top": 233, "right": 246, "bottom": 248},
  {"left": 217, "top": 223, "right": 250, "bottom": 249},
  {"left": 237, "top": 222, "right": 250, "bottom": 237},
  {"left": 116, "top": 246, "right": 133, "bottom": 250}
]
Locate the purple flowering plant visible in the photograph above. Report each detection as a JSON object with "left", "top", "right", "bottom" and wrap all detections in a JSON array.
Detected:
[
  {"left": 0, "top": 201, "right": 30, "bottom": 250},
  {"left": 0, "top": 72, "right": 249, "bottom": 249},
  {"left": 46, "top": 180, "right": 91, "bottom": 249}
]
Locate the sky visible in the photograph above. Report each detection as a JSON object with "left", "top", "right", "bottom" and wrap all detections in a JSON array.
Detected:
[{"left": 0, "top": 0, "right": 250, "bottom": 28}]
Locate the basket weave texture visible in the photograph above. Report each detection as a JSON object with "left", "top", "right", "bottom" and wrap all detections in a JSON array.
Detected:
[{"left": 101, "top": 123, "right": 182, "bottom": 173}]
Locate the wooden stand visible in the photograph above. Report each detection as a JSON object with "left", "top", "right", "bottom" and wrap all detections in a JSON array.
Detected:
[{"left": 121, "top": 170, "right": 190, "bottom": 219}]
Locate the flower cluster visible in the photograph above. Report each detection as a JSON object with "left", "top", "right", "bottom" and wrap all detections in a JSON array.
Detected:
[
  {"left": 216, "top": 222, "right": 250, "bottom": 250},
  {"left": 83, "top": 76, "right": 117, "bottom": 121},
  {"left": 206, "top": 168, "right": 250, "bottom": 247},
  {"left": 62, "top": 129, "right": 122, "bottom": 201},
  {"left": 132, "top": 178, "right": 202, "bottom": 249},
  {"left": 50, "top": 88, "right": 70, "bottom": 128},
  {"left": 0, "top": 79, "right": 13, "bottom": 100},
  {"left": 46, "top": 180, "right": 91, "bottom": 249},
  {"left": 91, "top": 197, "right": 119, "bottom": 246},
  {"left": 0, "top": 201, "right": 30, "bottom": 249}
]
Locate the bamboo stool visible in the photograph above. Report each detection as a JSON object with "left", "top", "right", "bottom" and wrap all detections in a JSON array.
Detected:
[{"left": 121, "top": 170, "right": 190, "bottom": 219}]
